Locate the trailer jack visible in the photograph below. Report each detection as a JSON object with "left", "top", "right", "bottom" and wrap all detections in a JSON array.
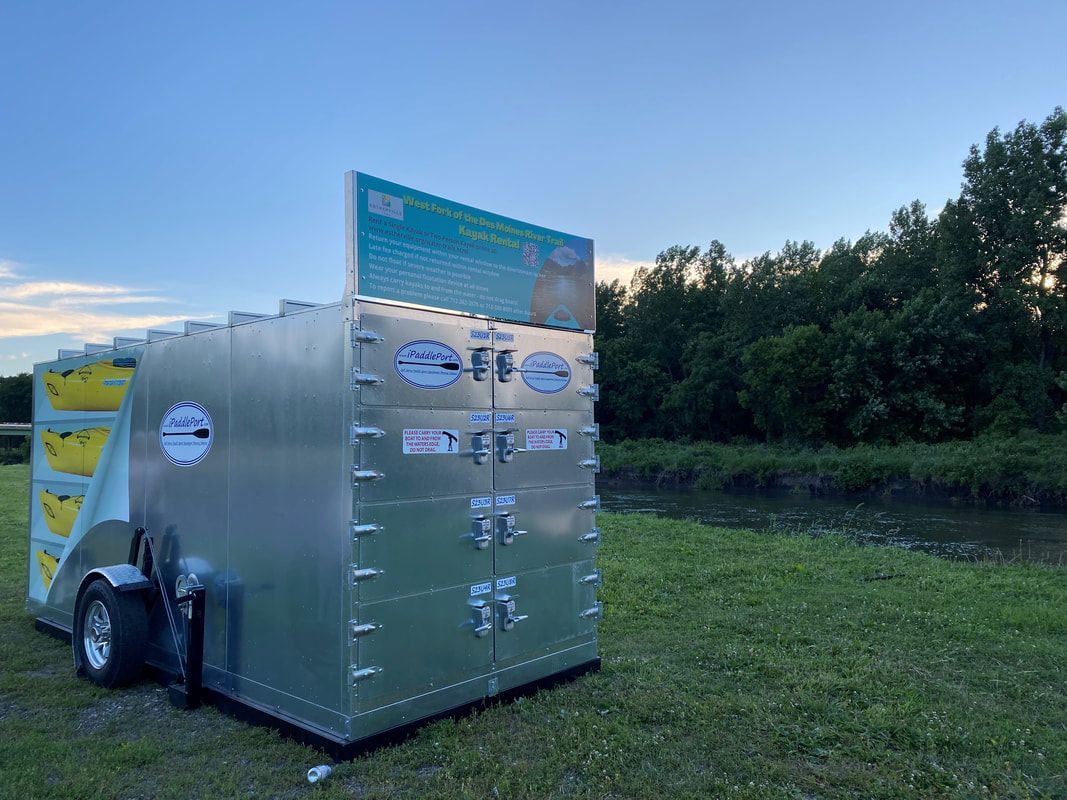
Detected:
[{"left": 168, "top": 584, "right": 205, "bottom": 709}]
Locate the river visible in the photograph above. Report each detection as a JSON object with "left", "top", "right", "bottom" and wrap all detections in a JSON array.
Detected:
[{"left": 599, "top": 484, "right": 1067, "bottom": 565}]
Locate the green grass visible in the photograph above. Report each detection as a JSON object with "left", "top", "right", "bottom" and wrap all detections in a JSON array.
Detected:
[
  {"left": 1, "top": 463, "right": 1065, "bottom": 798},
  {"left": 600, "top": 434, "right": 1067, "bottom": 503}
]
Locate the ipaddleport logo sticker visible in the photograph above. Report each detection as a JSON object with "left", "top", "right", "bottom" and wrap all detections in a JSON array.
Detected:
[
  {"left": 367, "top": 189, "right": 404, "bottom": 221},
  {"left": 520, "top": 351, "right": 571, "bottom": 394},
  {"left": 394, "top": 340, "right": 464, "bottom": 389},
  {"left": 159, "top": 402, "right": 213, "bottom": 467}
]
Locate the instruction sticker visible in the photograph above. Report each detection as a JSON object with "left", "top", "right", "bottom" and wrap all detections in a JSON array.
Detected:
[
  {"left": 494, "top": 412, "right": 515, "bottom": 424},
  {"left": 471, "top": 496, "right": 492, "bottom": 509},
  {"left": 496, "top": 576, "right": 516, "bottom": 590},
  {"left": 495, "top": 494, "right": 516, "bottom": 507},
  {"left": 470, "top": 582, "right": 492, "bottom": 597},
  {"left": 525, "top": 428, "right": 568, "bottom": 450},
  {"left": 394, "top": 340, "right": 463, "bottom": 389},
  {"left": 402, "top": 429, "right": 461, "bottom": 454}
]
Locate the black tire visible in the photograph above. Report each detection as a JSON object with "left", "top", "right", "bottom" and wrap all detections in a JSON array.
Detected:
[{"left": 74, "top": 578, "right": 148, "bottom": 687}]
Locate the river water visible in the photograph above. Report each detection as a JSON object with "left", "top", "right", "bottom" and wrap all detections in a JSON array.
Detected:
[{"left": 599, "top": 484, "right": 1067, "bottom": 565}]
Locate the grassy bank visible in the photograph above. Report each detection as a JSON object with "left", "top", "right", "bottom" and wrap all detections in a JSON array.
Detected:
[
  {"left": 1, "top": 464, "right": 1065, "bottom": 798},
  {"left": 600, "top": 434, "right": 1067, "bottom": 505}
]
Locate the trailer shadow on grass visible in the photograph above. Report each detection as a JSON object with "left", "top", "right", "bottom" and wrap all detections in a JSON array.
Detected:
[{"left": 2, "top": 464, "right": 1066, "bottom": 800}]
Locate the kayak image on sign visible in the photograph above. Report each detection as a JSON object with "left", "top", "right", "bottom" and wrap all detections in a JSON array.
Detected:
[
  {"left": 525, "top": 428, "right": 568, "bottom": 450},
  {"left": 403, "top": 429, "right": 461, "bottom": 454},
  {"left": 159, "top": 402, "right": 213, "bottom": 467},
  {"left": 520, "top": 352, "right": 571, "bottom": 394},
  {"left": 394, "top": 340, "right": 464, "bottom": 389}
]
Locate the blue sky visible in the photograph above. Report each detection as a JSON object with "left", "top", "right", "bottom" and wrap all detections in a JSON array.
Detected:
[{"left": 1, "top": 1, "right": 1065, "bottom": 374}]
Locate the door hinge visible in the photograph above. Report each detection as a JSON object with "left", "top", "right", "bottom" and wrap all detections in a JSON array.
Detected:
[
  {"left": 579, "top": 602, "right": 604, "bottom": 620},
  {"left": 350, "top": 621, "right": 381, "bottom": 638},
  {"left": 579, "top": 570, "right": 602, "bottom": 586},
  {"left": 576, "top": 384, "right": 600, "bottom": 401},
  {"left": 351, "top": 567, "right": 382, "bottom": 583},
  {"left": 350, "top": 323, "right": 384, "bottom": 346},
  {"left": 576, "top": 351, "right": 599, "bottom": 369},
  {"left": 578, "top": 455, "right": 601, "bottom": 472},
  {"left": 578, "top": 496, "right": 601, "bottom": 511},
  {"left": 350, "top": 665, "right": 381, "bottom": 684},
  {"left": 352, "top": 468, "right": 384, "bottom": 483},
  {"left": 350, "top": 370, "right": 385, "bottom": 389},
  {"left": 579, "top": 527, "right": 601, "bottom": 543},
  {"left": 350, "top": 425, "right": 385, "bottom": 443},
  {"left": 350, "top": 522, "right": 382, "bottom": 538}
]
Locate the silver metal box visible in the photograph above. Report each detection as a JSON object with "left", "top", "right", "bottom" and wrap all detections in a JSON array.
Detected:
[{"left": 27, "top": 298, "right": 599, "bottom": 750}]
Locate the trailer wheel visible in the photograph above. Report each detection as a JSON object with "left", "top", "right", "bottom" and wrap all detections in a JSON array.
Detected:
[{"left": 74, "top": 579, "right": 148, "bottom": 687}]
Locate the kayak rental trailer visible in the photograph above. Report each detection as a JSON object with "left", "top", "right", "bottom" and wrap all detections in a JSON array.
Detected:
[{"left": 26, "top": 172, "right": 601, "bottom": 755}]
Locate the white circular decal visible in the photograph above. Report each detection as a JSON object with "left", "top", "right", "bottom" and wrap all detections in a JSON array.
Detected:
[
  {"left": 159, "top": 402, "right": 213, "bottom": 466},
  {"left": 520, "top": 351, "right": 571, "bottom": 394},
  {"left": 394, "top": 340, "right": 463, "bottom": 389}
]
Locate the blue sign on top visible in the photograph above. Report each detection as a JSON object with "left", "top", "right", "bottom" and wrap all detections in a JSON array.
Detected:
[{"left": 346, "top": 172, "right": 595, "bottom": 331}]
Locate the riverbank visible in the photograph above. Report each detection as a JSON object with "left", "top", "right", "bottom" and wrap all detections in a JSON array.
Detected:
[
  {"left": 600, "top": 434, "right": 1067, "bottom": 506},
  {"left": 3, "top": 464, "right": 1066, "bottom": 797}
]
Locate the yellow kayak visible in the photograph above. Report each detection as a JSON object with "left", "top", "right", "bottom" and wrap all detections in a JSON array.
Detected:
[
  {"left": 42, "top": 358, "right": 136, "bottom": 412},
  {"left": 39, "top": 489, "right": 83, "bottom": 537},
  {"left": 40, "top": 427, "right": 110, "bottom": 477},
  {"left": 37, "top": 550, "right": 60, "bottom": 589}
]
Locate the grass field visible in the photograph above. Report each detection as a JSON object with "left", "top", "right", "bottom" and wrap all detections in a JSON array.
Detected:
[
  {"left": 1, "top": 463, "right": 1064, "bottom": 799},
  {"left": 600, "top": 434, "right": 1067, "bottom": 505}
]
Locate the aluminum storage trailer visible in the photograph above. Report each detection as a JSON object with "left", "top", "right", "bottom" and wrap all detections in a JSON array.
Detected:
[{"left": 26, "top": 173, "right": 601, "bottom": 754}]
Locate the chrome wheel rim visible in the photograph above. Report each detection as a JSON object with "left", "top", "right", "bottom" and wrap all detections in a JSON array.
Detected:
[{"left": 83, "top": 600, "right": 111, "bottom": 670}]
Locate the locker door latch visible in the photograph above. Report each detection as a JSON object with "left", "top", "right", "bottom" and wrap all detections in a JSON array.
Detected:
[
  {"left": 468, "top": 348, "right": 492, "bottom": 381},
  {"left": 497, "top": 431, "right": 526, "bottom": 462},
  {"left": 471, "top": 517, "right": 492, "bottom": 550},
  {"left": 471, "top": 601, "right": 492, "bottom": 637},
  {"left": 498, "top": 596, "right": 528, "bottom": 631},
  {"left": 471, "top": 432, "right": 492, "bottom": 465},
  {"left": 496, "top": 513, "right": 527, "bottom": 545},
  {"left": 495, "top": 350, "right": 517, "bottom": 382}
]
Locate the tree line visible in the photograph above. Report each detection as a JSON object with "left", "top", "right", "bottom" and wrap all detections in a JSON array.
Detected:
[{"left": 596, "top": 109, "right": 1067, "bottom": 445}]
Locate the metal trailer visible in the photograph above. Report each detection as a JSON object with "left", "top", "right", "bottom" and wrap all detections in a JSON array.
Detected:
[{"left": 26, "top": 252, "right": 601, "bottom": 753}]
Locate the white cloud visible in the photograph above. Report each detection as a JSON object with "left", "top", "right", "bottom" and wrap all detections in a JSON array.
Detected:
[
  {"left": 596, "top": 253, "right": 649, "bottom": 286},
  {"left": 3, "top": 281, "right": 137, "bottom": 300},
  {"left": 0, "top": 261, "right": 191, "bottom": 342}
]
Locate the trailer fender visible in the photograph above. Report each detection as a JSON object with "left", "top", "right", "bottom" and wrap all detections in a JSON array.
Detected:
[{"left": 78, "top": 564, "right": 153, "bottom": 595}]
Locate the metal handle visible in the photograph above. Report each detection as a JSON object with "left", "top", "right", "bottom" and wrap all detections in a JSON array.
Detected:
[
  {"left": 472, "top": 533, "right": 492, "bottom": 546},
  {"left": 474, "top": 622, "right": 493, "bottom": 636}
]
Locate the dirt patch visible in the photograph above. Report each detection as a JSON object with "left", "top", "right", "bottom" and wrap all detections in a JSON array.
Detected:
[{"left": 75, "top": 682, "right": 171, "bottom": 737}]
